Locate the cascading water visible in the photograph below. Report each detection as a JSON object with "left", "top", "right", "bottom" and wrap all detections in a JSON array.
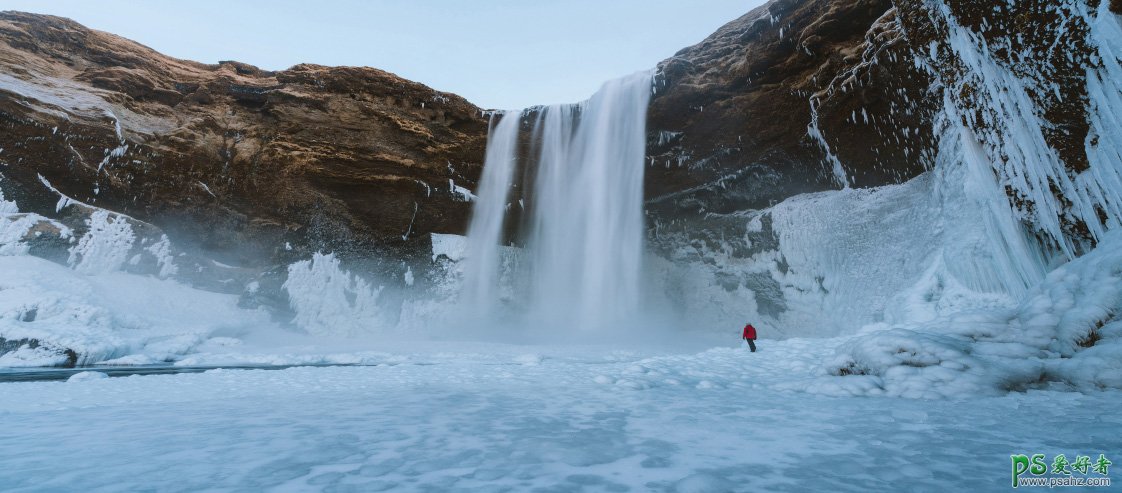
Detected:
[
  {"left": 462, "top": 112, "right": 521, "bottom": 314},
  {"left": 463, "top": 71, "right": 653, "bottom": 330}
]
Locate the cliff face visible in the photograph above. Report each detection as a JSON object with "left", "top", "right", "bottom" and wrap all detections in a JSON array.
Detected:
[
  {"left": 646, "top": 0, "right": 937, "bottom": 219},
  {"left": 645, "top": 0, "right": 1120, "bottom": 256},
  {"left": 891, "top": 0, "right": 1122, "bottom": 255},
  {"left": 6, "top": 2, "right": 1111, "bottom": 270},
  {"left": 644, "top": 0, "right": 1122, "bottom": 335},
  {"left": 0, "top": 11, "right": 488, "bottom": 278},
  {"left": 3, "top": 2, "right": 1120, "bottom": 341}
]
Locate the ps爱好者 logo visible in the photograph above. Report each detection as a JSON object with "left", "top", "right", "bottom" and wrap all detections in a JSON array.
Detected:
[{"left": 1011, "top": 453, "right": 1112, "bottom": 488}]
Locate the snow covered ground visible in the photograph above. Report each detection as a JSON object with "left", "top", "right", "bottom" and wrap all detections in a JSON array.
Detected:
[
  {"left": 5, "top": 185, "right": 1122, "bottom": 492},
  {"left": 6, "top": 225, "right": 1119, "bottom": 490},
  {"left": 0, "top": 343, "right": 1118, "bottom": 492}
]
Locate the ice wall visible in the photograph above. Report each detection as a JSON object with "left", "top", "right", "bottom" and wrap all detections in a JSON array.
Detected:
[
  {"left": 653, "top": 168, "right": 1017, "bottom": 338},
  {"left": 919, "top": 0, "right": 1122, "bottom": 257}
]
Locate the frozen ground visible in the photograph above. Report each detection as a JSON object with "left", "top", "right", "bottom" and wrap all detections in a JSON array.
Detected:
[
  {"left": 0, "top": 343, "right": 1119, "bottom": 492},
  {"left": 3, "top": 192, "right": 1122, "bottom": 492},
  {"left": 2, "top": 224, "right": 1121, "bottom": 492}
]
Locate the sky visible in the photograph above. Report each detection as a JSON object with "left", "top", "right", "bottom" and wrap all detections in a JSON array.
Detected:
[{"left": 0, "top": 0, "right": 765, "bottom": 109}]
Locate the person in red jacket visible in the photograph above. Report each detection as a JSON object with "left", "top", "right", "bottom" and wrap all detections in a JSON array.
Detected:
[{"left": 742, "top": 323, "right": 757, "bottom": 352}]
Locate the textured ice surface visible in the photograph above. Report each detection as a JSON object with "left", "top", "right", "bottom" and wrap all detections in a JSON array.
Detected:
[
  {"left": 67, "top": 209, "right": 135, "bottom": 275},
  {"left": 656, "top": 166, "right": 1037, "bottom": 339},
  {"left": 0, "top": 347, "right": 1117, "bottom": 492}
]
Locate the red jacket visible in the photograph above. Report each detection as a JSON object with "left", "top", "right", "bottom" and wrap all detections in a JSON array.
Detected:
[{"left": 742, "top": 324, "right": 757, "bottom": 340}]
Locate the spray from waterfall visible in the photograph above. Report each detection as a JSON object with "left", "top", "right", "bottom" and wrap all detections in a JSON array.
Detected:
[{"left": 462, "top": 71, "right": 654, "bottom": 331}]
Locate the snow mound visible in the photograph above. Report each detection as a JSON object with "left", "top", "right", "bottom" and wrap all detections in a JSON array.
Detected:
[
  {"left": 829, "top": 230, "right": 1122, "bottom": 397},
  {"left": 0, "top": 255, "right": 276, "bottom": 366},
  {"left": 66, "top": 371, "right": 108, "bottom": 382},
  {"left": 514, "top": 353, "right": 544, "bottom": 366}
]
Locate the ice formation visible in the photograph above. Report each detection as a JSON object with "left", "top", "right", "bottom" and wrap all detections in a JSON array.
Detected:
[
  {"left": 283, "top": 252, "right": 386, "bottom": 337},
  {"left": 828, "top": 229, "right": 1122, "bottom": 398},
  {"left": 925, "top": 0, "right": 1122, "bottom": 259},
  {"left": 68, "top": 209, "right": 136, "bottom": 275},
  {"left": 0, "top": 255, "right": 274, "bottom": 367}
]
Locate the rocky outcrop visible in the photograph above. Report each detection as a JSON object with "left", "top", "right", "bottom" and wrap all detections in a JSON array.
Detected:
[
  {"left": 6, "top": 3, "right": 1112, "bottom": 272},
  {"left": 646, "top": 0, "right": 937, "bottom": 220},
  {"left": 644, "top": 0, "right": 1122, "bottom": 334},
  {"left": 647, "top": 0, "right": 1121, "bottom": 252},
  {"left": 0, "top": 11, "right": 488, "bottom": 284}
]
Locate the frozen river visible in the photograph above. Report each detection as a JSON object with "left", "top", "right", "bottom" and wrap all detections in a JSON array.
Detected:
[{"left": 1, "top": 341, "right": 1118, "bottom": 492}]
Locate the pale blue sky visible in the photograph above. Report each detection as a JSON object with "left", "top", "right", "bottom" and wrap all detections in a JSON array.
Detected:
[{"left": 0, "top": 0, "right": 763, "bottom": 109}]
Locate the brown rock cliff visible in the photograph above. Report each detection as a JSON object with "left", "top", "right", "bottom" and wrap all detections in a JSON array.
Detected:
[{"left": 0, "top": 11, "right": 488, "bottom": 274}]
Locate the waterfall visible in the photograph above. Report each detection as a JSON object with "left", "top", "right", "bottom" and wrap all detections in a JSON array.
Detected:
[
  {"left": 462, "top": 112, "right": 521, "bottom": 313},
  {"left": 463, "top": 71, "right": 653, "bottom": 330}
]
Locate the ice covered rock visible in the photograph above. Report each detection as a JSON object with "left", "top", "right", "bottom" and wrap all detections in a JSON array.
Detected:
[
  {"left": 66, "top": 371, "right": 108, "bottom": 382},
  {"left": 829, "top": 231, "right": 1122, "bottom": 397}
]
